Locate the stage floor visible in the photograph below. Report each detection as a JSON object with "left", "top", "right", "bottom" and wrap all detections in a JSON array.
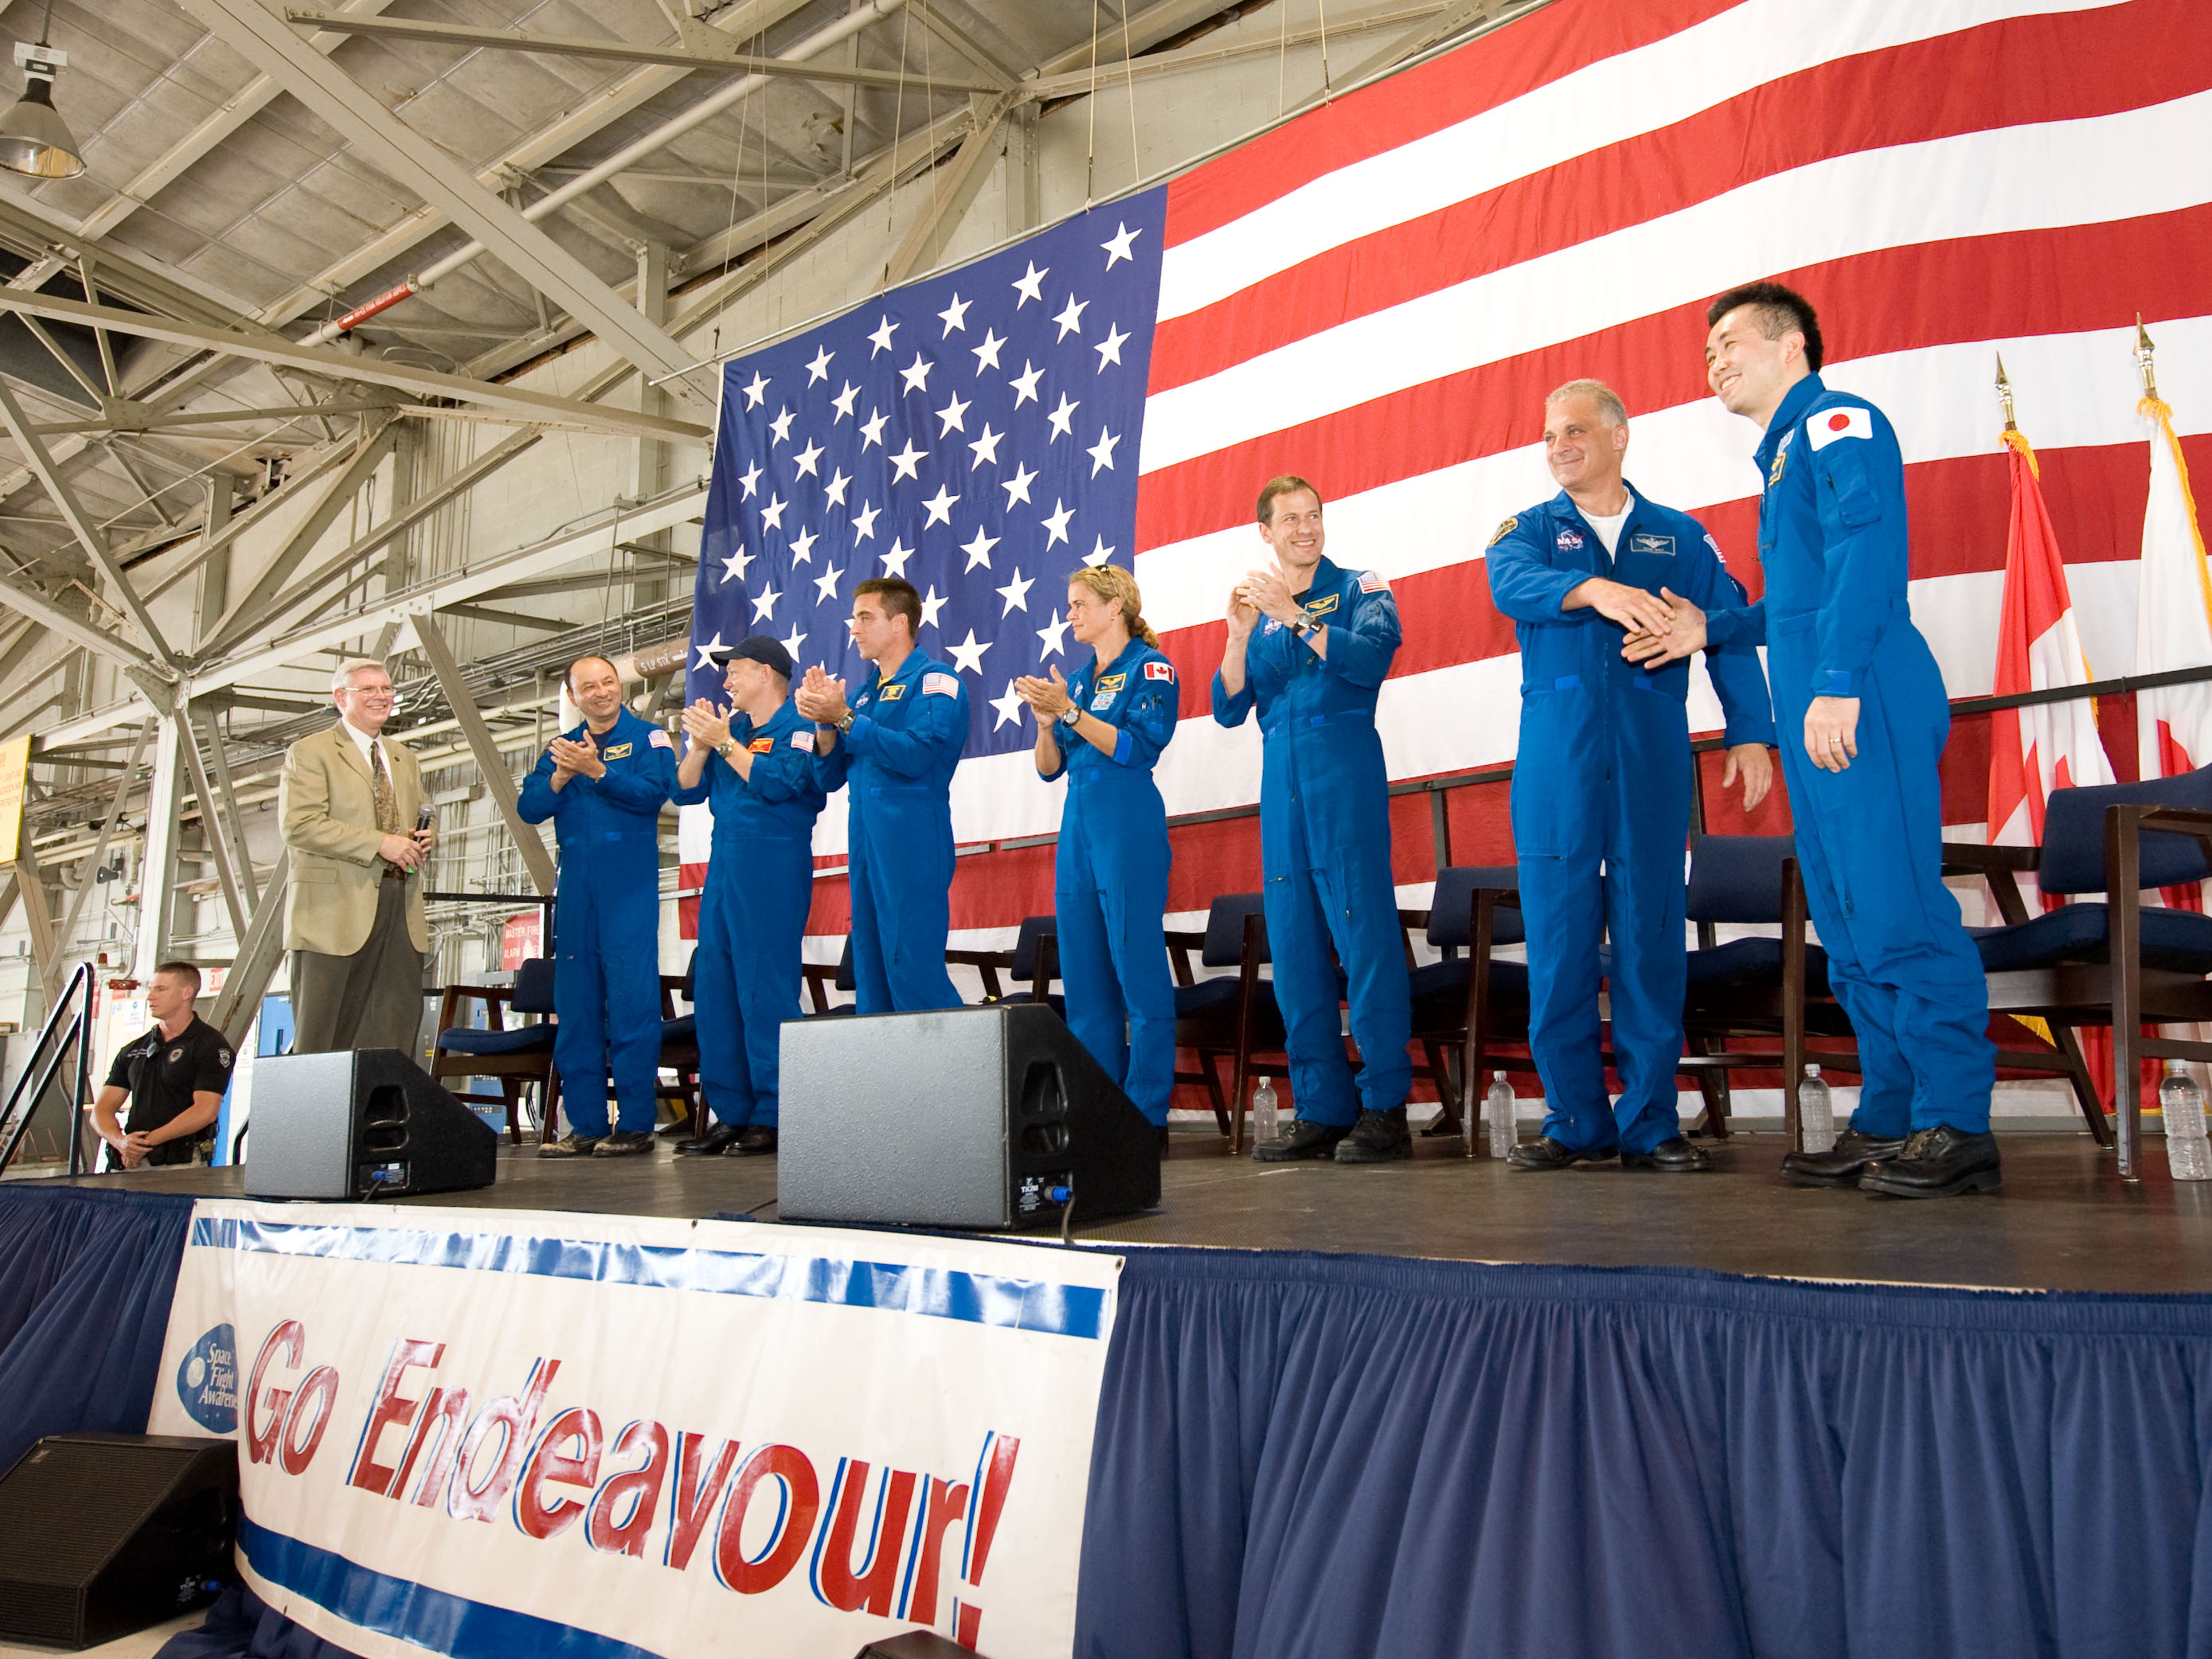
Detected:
[{"left": 41, "top": 1124, "right": 2212, "bottom": 1296}]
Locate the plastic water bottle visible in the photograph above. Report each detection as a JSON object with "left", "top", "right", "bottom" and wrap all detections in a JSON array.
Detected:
[
  {"left": 1251, "top": 1078, "right": 1280, "bottom": 1145},
  {"left": 1799, "top": 1064, "right": 1836, "bottom": 1155},
  {"left": 1485, "top": 1072, "right": 1516, "bottom": 1158},
  {"left": 2160, "top": 1062, "right": 2212, "bottom": 1181}
]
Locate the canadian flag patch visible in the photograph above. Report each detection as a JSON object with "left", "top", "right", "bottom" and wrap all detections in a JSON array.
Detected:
[
  {"left": 1145, "top": 661, "right": 1175, "bottom": 681},
  {"left": 923, "top": 672, "right": 959, "bottom": 697},
  {"left": 1359, "top": 570, "right": 1390, "bottom": 593},
  {"left": 649, "top": 728, "right": 673, "bottom": 748},
  {"left": 1807, "top": 405, "right": 1872, "bottom": 450}
]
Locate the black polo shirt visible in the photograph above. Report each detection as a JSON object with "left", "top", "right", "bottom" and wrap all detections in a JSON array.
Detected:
[{"left": 104, "top": 1015, "right": 233, "bottom": 1166}]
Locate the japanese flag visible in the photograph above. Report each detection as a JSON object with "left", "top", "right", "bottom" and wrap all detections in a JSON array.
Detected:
[{"left": 1807, "top": 405, "right": 1873, "bottom": 450}]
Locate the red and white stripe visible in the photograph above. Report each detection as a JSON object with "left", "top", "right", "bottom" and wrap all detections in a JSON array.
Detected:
[{"left": 788, "top": 0, "right": 2212, "bottom": 943}]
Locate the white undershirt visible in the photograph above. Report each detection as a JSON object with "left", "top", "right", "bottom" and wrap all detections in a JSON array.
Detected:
[{"left": 1583, "top": 504, "right": 1631, "bottom": 557}]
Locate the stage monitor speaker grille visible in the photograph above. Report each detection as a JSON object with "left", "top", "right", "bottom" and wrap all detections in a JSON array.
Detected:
[
  {"left": 0, "top": 1433, "right": 236, "bottom": 1649},
  {"left": 853, "top": 1631, "right": 975, "bottom": 1657},
  {"left": 245, "top": 1048, "right": 497, "bottom": 1200},
  {"left": 780, "top": 1001, "right": 1159, "bottom": 1229}
]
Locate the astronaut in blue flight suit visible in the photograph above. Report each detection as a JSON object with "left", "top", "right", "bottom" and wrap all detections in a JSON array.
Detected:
[
  {"left": 669, "top": 635, "right": 827, "bottom": 1157},
  {"left": 1016, "top": 564, "right": 1179, "bottom": 1126},
  {"left": 1214, "top": 474, "right": 1415, "bottom": 1164},
  {"left": 1627, "top": 281, "right": 2000, "bottom": 1198},
  {"left": 519, "top": 654, "right": 678, "bottom": 1157},
  {"left": 1488, "top": 380, "right": 1777, "bottom": 1173},
  {"left": 794, "top": 576, "right": 968, "bottom": 1014}
]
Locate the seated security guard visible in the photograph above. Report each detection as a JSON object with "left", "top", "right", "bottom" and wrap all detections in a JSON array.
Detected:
[
  {"left": 520, "top": 654, "right": 678, "bottom": 1157},
  {"left": 1487, "top": 379, "right": 1776, "bottom": 1173}
]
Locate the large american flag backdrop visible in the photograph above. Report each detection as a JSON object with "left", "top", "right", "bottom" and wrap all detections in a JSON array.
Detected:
[{"left": 686, "top": 0, "right": 2212, "bottom": 954}]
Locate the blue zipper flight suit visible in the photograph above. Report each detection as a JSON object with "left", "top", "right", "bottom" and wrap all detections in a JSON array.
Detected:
[
  {"left": 1488, "top": 486, "right": 1776, "bottom": 1153},
  {"left": 518, "top": 707, "right": 676, "bottom": 1136},
  {"left": 1213, "top": 556, "right": 1411, "bottom": 1126},
  {"left": 1703, "top": 373, "right": 1994, "bottom": 1136},
  {"left": 816, "top": 650, "right": 969, "bottom": 1013},
  {"left": 673, "top": 697, "right": 827, "bottom": 1130},
  {"left": 1040, "top": 637, "right": 1180, "bottom": 1125}
]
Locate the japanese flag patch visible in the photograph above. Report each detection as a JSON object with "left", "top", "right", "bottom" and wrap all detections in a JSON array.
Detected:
[
  {"left": 1145, "top": 660, "right": 1175, "bottom": 681},
  {"left": 649, "top": 728, "right": 673, "bottom": 748},
  {"left": 1807, "top": 405, "right": 1872, "bottom": 450},
  {"left": 924, "top": 672, "right": 959, "bottom": 697},
  {"left": 1358, "top": 570, "right": 1389, "bottom": 593}
]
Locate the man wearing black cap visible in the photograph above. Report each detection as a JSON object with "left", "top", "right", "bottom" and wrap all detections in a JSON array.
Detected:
[{"left": 670, "top": 636, "right": 827, "bottom": 1155}]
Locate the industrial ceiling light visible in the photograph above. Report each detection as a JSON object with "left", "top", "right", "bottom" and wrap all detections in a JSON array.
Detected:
[{"left": 0, "top": 9, "right": 84, "bottom": 181}]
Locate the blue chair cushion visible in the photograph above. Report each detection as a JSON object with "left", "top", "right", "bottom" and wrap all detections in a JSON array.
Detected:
[
  {"left": 661, "top": 1013, "right": 697, "bottom": 1044},
  {"left": 437, "top": 1023, "right": 553, "bottom": 1056},
  {"left": 1682, "top": 937, "right": 1831, "bottom": 992},
  {"left": 1175, "top": 977, "right": 1255, "bottom": 1020},
  {"left": 1976, "top": 902, "right": 2212, "bottom": 974},
  {"left": 1010, "top": 915, "right": 1058, "bottom": 982},
  {"left": 1426, "top": 867, "right": 1525, "bottom": 950},
  {"left": 1408, "top": 956, "right": 1530, "bottom": 1003},
  {"left": 511, "top": 956, "right": 557, "bottom": 1016},
  {"left": 2038, "top": 764, "right": 2212, "bottom": 895}
]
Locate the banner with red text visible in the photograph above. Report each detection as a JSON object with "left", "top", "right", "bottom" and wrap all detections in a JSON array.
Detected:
[{"left": 150, "top": 1200, "right": 1120, "bottom": 1659}]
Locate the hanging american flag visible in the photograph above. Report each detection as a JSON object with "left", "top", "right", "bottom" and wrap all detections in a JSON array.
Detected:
[
  {"left": 688, "top": 0, "right": 2212, "bottom": 945},
  {"left": 690, "top": 198, "right": 1166, "bottom": 765}
]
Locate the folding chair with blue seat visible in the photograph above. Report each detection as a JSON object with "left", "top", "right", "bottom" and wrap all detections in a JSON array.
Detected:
[
  {"left": 946, "top": 915, "right": 1063, "bottom": 1009},
  {"left": 1168, "top": 894, "right": 1284, "bottom": 1150},
  {"left": 1397, "top": 866, "right": 1532, "bottom": 1152},
  {"left": 802, "top": 937, "right": 856, "bottom": 1015},
  {"left": 1675, "top": 835, "right": 1859, "bottom": 1150},
  {"left": 431, "top": 955, "right": 559, "bottom": 1146},
  {"left": 1949, "top": 764, "right": 2212, "bottom": 1177},
  {"left": 655, "top": 951, "right": 704, "bottom": 1138}
]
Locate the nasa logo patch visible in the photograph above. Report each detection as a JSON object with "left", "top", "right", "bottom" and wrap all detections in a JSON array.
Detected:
[{"left": 1556, "top": 528, "right": 1585, "bottom": 551}]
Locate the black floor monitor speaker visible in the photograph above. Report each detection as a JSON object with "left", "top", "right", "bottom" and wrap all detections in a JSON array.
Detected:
[
  {"left": 245, "top": 1048, "right": 498, "bottom": 1200},
  {"left": 780, "top": 1002, "right": 1160, "bottom": 1229},
  {"left": 0, "top": 1433, "right": 237, "bottom": 1649}
]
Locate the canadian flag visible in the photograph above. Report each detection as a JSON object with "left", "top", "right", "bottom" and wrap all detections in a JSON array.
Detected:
[
  {"left": 2132, "top": 381, "right": 2212, "bottom": 910},
  {"left": 1986, "top": 427, "right": 2114, "bottom": 899}
]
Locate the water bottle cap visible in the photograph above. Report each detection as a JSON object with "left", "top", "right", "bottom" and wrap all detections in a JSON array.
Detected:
[
  {"left": 1804, "top": 1064, "right": 1820, "bottom": 1078},
  {"left": 1492, "top": 1071, "right": 1507, "bottom": 1081},
  {"left": 2165, "top": 1060, "right": 2192, "bottom": 1077}
]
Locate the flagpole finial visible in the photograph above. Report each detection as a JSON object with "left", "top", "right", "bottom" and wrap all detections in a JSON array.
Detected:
[
  {"left": 2137, "top": 315, "right": 2159, "bottom": 401},
  {"left": 1995, "top": 353, "right": 2016, "bottom": 434}
]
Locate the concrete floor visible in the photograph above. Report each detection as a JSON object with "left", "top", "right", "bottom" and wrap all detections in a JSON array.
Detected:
[{"left": 68, "top": 1125, "right": 2212, "bottom": 1295}]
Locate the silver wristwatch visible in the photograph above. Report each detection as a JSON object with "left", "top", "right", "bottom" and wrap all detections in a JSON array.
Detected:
[
  {"left": 1058, "top": 705, "right": 1082, "bottom": 728},
  {"left": 836, "top": 709, "right": 856, "bottom": 733},
  {"left": 1288, "top": 615, "right": 1317, "bottom": 639}
]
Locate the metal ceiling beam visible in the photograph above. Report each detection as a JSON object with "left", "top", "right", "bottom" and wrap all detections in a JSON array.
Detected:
[
  {"left": 1023, "top": 2, "right": 1447, "bottom": 97},
  {"left": 436, "top": 601, "right": 569, "bottom": 633},
  {"left": 0, "top": 570, "right": 158, "bottom": 682},
  {"left": 32, "top": 400, "right": 399, "bottom": 437},
  {"left": 0, "top": 380, "right": 180, "bottom": 676},
  {"left": 208, "top": 849, "right": 288, "bottom": 1050},
  {"left": 1030, "top": 0, "right": 1249, "bottom": 78},
  {"left": 5, "top": 0, "right": 406, "bottom": 296},
  {"left": 884, "top": 94, "right": 1018, "bottom": 285},
  {"left": 907, "top": 4, "right": 1020, "bottom": 90},
  {"left": 0, "top": 292, "right": 707, "bottom": 440},
  {"left": 411, "top": 611, "right": 556, "bottom": 895},
  {"left": 173, "top": 710, "right": 249, "bottom": 942},
  {"left": 279, "top": 1, "right": 897, "bottom": 355},
  {"left": 12, "top": 851, "right": 58, "bottom": 986},
  {"left": 200, "top": 416, "right": 401, "bottom": 657},
  {"left": 206, "top": 425, "right": 537, "bottom": 652},
  {"left": 174, "top": 0, "right": 712, "bottom": 402},
  {"left": 1339, "top": 0, "right": 1545, "bottom": 85},
  {"left": 282, "top": 10, "right": 1000, "bottom": 92}
]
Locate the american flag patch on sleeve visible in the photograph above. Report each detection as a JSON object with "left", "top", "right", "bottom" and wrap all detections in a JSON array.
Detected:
[
  {"left": 650, "top": 728, "right": 672, "bottom": 748},
  {"left": 924, "top": 672, "right": 959, "bottom": 697},
  {"left": 790, "top": 730, "right": 815, "bottom": 751},
  {"left": 1359, "top": 571, "right": 1389, "bottom": 593}
]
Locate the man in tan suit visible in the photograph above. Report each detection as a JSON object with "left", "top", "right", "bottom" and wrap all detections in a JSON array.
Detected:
[{"left": 279, "top": 658, "right": 435, "bottom": 1053}]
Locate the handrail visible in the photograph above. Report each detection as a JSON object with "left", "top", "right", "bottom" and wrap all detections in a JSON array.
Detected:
[{"left": 0, "top": 962, "right": 96, "bottom": 1177}]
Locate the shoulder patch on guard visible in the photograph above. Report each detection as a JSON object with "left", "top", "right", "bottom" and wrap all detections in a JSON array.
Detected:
[
  {"left": 923, "top": 672, "right": 959, "bottom": 697},
  {"left": 649, "top": 728, "right": 672, "bottom": 748},
  {"left": 1487, "top": 516, "right": 1518, "bottom": 547},
  {"left": 1145, "top": 660, "right": 1174, "bottom": 681}
]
